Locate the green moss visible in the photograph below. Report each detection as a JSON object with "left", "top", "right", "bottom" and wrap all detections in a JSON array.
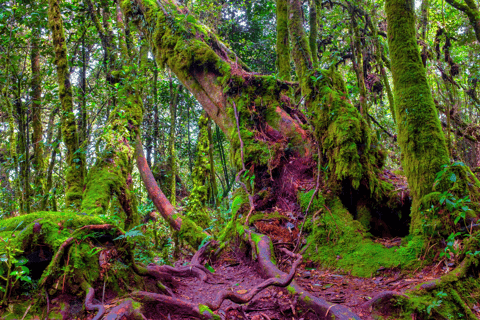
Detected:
[
  {"left": 198, "top": 304, "right": 221, "bottom": 320},
  {"left": 304, "top": 198, "right": 424, "bottom": 277},
  {"left": 356, "top": 204, "right": 372, "bottom": 231},
  {"left": 276, "top": 0, "right": 291, "bottom": 80},
  {"left": 287, "top": 285, "right": 296, "bottom": 295},
  {"left": 178, "top": 217, "right": 208, "bottom": 249},
  {"left": 298, "top": 190, "right": 325, "bottom": 214}
]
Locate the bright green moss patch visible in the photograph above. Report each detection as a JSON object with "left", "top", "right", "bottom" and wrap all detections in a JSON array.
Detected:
[
  {"left": 0, "top": 212, "right": 106, "bottom": 251},
  {"left": 178, "top": 217, "right": 208, "bottom": 249},
  {"left": 287, "top": 285, "right": 296, "bottom": 295},
  {"left": 198, "top": 304, "right": 221, "bottom": 320},
  {"left": 303, "top": 198, "right": 424, "bottom": 277}
]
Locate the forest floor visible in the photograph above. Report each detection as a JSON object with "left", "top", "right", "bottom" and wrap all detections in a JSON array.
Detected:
[{"left": 69, "top": 237, "right": 478, "bottom": 320}]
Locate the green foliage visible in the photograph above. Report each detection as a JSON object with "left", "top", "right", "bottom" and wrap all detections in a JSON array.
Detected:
[{"left": 0, "top": 226, "right": 32, "bottom": 305}]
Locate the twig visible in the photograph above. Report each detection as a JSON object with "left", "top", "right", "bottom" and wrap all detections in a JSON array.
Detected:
[{"left": 21, "top": 303, "right": 32, "bottom": 320}]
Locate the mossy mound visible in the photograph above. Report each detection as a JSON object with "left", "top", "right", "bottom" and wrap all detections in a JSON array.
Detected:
[
  {"left": 301, "top": 196, "right": 424, "bottom": 277},
  {"left": 0, "top": 212, "right": 144, "bottom": 309},
  {"left": 0, "top": 211, "right": 106, "bottom": 252}
]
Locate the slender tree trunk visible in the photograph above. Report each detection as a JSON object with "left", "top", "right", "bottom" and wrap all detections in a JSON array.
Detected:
[
  {"left": 31, "top": 31, "right": 45, "bottom": 203},
  {"left": 48, "top": 0, "right": 85, "bottom": 208},
  {"left": 369, "top": 11, "right": 396, "bottom": 123},
  {"left": 309, "top": 0, "right": 318, "bottom": 68},
  {"left": 207, "top": 116, "right": 218, "bottom": 205},
  {"left": 349, "top": 5, "right": 368, "bottom": 118},
  {"left": 276, "top": 0, "right": 291, "bottom": 80}
]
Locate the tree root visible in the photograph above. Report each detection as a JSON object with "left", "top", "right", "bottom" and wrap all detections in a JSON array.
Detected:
[
  {"left": 130, "top": 246, "right": 301, "bottom": 319},
  {"left": 248, "top": 230, "right": 362, "bottom": 320},
  {"left": 131, "top": 291, "right": 217, "bottom": 320},
  {"left": 104, "top": 299, "right": 147, "bottom": 320},
  {"left": 206, "top": 250, "right": 302, "bottom": 310},
  {"left": 360, "top": 291, "right": 409, "bottom": 310},
  {"left": 132, "top": 241, "right": 218, "bottom": 285},
  {"left": 85, "top": 287, "right": 106, "bottom": 320}
]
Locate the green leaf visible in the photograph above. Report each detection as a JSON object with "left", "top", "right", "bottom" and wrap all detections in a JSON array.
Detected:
[
  {"left": 205, "top": 263, "right": 215, "bottom": 273},
  {"left": 449, "top": 173, "right": 456, "bottom": 183}
]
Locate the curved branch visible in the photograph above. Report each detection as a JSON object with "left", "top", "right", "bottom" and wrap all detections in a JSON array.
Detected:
[{"left": 135, "top": 135, "right": 182, "bottom": 231}]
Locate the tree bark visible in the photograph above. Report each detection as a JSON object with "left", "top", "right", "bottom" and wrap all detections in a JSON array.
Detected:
[
  {"left": 48, "top": 0, "right": 85, "bottom": 208},
  {"left": 276, "top": 0, "right": 291, "bottom": 80}
]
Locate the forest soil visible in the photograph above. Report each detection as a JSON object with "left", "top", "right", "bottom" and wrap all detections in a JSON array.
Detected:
[{"left": 73, "top": 241, "right": 478, "bottom": 320}]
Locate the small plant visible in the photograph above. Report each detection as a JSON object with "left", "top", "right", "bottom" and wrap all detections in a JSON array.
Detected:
[
  {"left": 0, "top": 224, "right": 32, "bottom": 305},
  {"left": 440, "top": 232, "right": 461, "bottom": 261},
  {"left": 426, "top": 291, "right": 448, "bottom": 315}
]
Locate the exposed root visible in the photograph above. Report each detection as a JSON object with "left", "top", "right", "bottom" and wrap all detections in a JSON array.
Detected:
[
  {"left": 131, "top": 291, "right": 216, "bottom": 320},
  {"left": 104, "top": 299, "right": 146, "bottom": 320},
  {"left": 206, "top": 251, "right": 302, "bottom": 310},
  {"left": 130, "top": 245, "right": 302, "bottom": 319},
  {"left": 249, "top": 230, "right": 361, "bottom": 320},
  {"left": 133, "top": 241, "right": 219, "bottom": 284},
  {"left": 361, "top": 290, "right": 409, "bottom": 310},
  {"left": 85, "top": 287, "right": 106, "bottom": 320}
]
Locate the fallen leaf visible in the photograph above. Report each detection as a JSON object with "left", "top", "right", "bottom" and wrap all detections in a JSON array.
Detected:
[{"left": 237, "top": 289, "right": 248, "bottom": 294}]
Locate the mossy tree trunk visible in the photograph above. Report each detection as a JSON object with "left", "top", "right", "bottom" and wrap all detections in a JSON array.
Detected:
[
  {"left": 276, "top": 0, "right": 291, "bottom": 80},
  {"left": 80, "top": 2, "right": 144, "bottom": 229},
  {"left": 30, "top": 31, "right": 45, "bottom": 205},
  {"left": 167, "top": 78, "right": 181, "bottom": 206},
  {"left": 385, "top": 0, "right": 480, "bottom": 233},
  {"left": 120, "top": 0, "right": 389, "bottom": 219},
  {"left": 48, "top": 0, "right": 85, "bottom": 209},
  {"left": 206, "top": 115, "right": 218, "bottom": 205}
]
